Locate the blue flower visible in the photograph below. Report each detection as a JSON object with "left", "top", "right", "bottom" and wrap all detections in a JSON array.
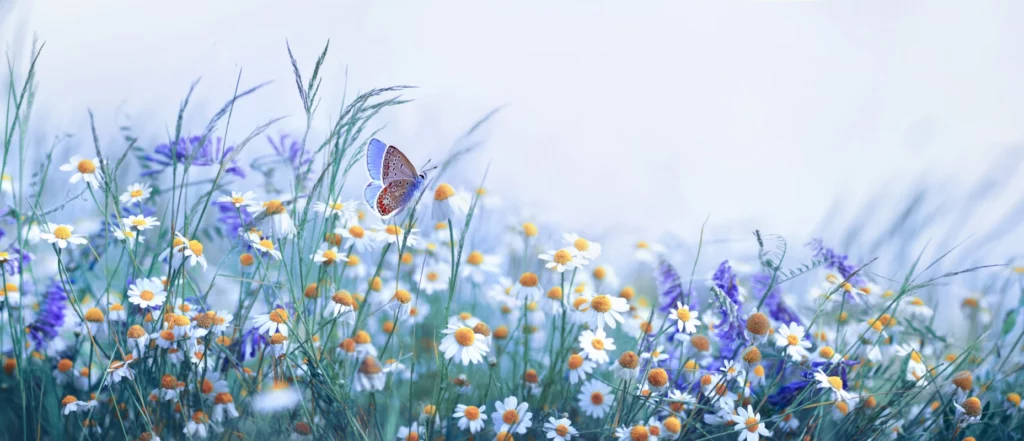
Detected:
[
  {"left": 28, "top": 279, "right": 68, "bottom": 349},
  {"left": 267, "top": 134, "right": 313, "bottom": 174},
  {"left": 712, "top": 260, "right": 745, "bottom": 362},
  {"left": 752, "top": 272, "right": 802, "bottom": 327},
  {"left": 808, "top": 239, "right": 864, "bottom": 286},
  {"left": 142, "top": 135, "right": 245, "bottom": 179}
]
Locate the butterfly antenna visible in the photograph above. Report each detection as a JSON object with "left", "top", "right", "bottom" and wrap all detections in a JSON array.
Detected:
[{"left": 421, "top": 159, "right": 438, "bottom": 173}]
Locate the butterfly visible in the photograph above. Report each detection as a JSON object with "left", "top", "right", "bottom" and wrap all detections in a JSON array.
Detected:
[{"left": 364, "top": 138, "right": 434, "bottom": 218}]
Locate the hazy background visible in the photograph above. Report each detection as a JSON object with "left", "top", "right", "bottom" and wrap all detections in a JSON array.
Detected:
[{"left": 2, "top": 0, "right": 1023, "bottom": 270}]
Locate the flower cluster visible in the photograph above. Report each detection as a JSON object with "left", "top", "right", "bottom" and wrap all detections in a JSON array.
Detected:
[{"left": 1, "top": 56, "right": 1020, "bottom": 441}]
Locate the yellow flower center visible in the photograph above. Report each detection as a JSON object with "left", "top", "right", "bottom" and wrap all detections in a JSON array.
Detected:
[
  {"left": 648, "top": 368, "right": 668, "bottom": 387},
  {"left": 354, "top": 330, "right": 372, "bottom": 344},
  {"left": 433, "top": 183, "right": 455, "bottom": 201},
  {"left": 268, "top": 308, "right": 289, "bottom": 324},
  {"left": 744, "top": 417, "right": 759, "bottom": 433},
  {"left": 593, "top": 266, "right": 607, "bottom": 280},
  {"left": 910, "top": 351, "right": 922, "bottom": 363},
  {"left": 522, "top": 222, "right": 538, "bottom": 237},
  {"left": 568, "top": 354, "right": 584, "bottom": 370},
  {"left": 554, "top": 424, "right": 570, "bottom": 437},
  {"left": 77, "top": 159, "right": 96, "bottom": 174},
  {"left": 385, "top": 225, "right": 402, "bottom": 236},
  {"left": 53, "top": 226, "right": 72, "bottom": 240},
  {"left": 962, "top": 397, "right": 982, "bottom": 417},
  {"left": 1007, "top": 393, "right": 1021, "bottom": 407},
  {"left": 466, "top": 251, "right": 484, "bottom": 266},
  {"left": 676, "top": 306, "right": 691, "bottom": 322},
  {"left": 330, "top": 202, "right": 344, "bottom": 211},
  {"left": 502, "top": 409, "right": 519, "bottom": 425},
  {"left": 547, "top": 287, "right": 563, "bottom": 300},
  {"left": 590, "top": 391, "right": 604, "bottom": 405},
  {"left": 263, "top": 200, "right": 286, "bottom": 215},
  {"left": 84, "top": 308, "right": 104, "bottom": 323},
  {"left": 130, "top": 189, "right": 144, "bottom": 198},
  {"left": 463, "top": 405, "right": 480, "bottom": 420},
  {"left": 819, "top": 346, "right": 835, "bottom": 358},
  {"left": 427, "top": 271, "right": 439, "bottom": 282},
  {"left": 629, "top": 425, "right": 649, "bottom": 441},
  {"left": 553, "top": 249, "right": 572, "bottom": 265},
  {"left": 591, "top": 295, "right": 612, "bottom": 313},
  {"left": 188, "top": 240, "right": 204, "bottom": 256},
  {"left": 454, "top": 327, "right": 475, "bottom": 347},
  {"left": 787, "top": 334, "right": 800, "bottom": 346},
  {"left": 348, "top": 225, "right": 365, "bottom": 239},
  {"left": 347, "top": 255, "right": 361, "bottom": 266},
  {"left": 827, "top": 376, "right": 844, "bottom": 391},
  {"left": 573, "top": 237, "right": 590, "bottom": 252},
  {"left": 258, "top": 239, "right": 274, "bottom": 251},
  {"left": 591, "top": 338, "right": 605, "bottom": 351},
  {"left": 231, "top": 196, "right": 245, "bottom": 205},
  {"left": 393, "top": 289, "right": 412, "bottom": 304}
]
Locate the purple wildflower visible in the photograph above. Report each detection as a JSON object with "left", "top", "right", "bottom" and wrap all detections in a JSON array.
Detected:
[
  {"left": 141, "top": 135, "right": 245, "bottom": 179},
  {"left": 267, "top": 134, "right": 313, "bottom": 174},
  {"left": 752, "top": 272, "right": 802, "bottom": 327},
  {"left": 28, "top": 279, "right": 68, "bottom": 349},
  {"left": 807, "top": 239, "right": 864, "bottom": 286},
  {"left": 712, "top": 260, "right": 745, "bottom": 362},
  {"left": 655, "top": 258, "right": 696, "bottom": 313},
  {"left": 215, "top": 198, "right": 252, "bottom": 238}
]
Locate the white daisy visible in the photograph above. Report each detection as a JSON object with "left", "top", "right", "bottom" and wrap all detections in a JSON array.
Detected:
[
  {"left": 461, "top": 250, "right": 502, "bottom": 284},
  {"left": 252, "top": 308, "right": 290, "bottom": 337},
  {"left": 396, "top": 423, "right": 421, "bottom": 441},
  {"left": 111, "top": 226, "right": 143, "bottom": 246},
  {"left": 59, "top": 155, "right": 103, "bottom": 187},
  {"left": 252, "top": 381, "right": 302, "bottom": 413},
  {"left": 250, "top": 235, "right": 283, "bottom": 260},
  {"left": 339, "top": 224, "right": 376, "bottom": 253},
  {"left": 563, "top": 233, "right": 601, "bottom": 260},
  {"left": 720, "top": 360, "right": 745, "bottom": 380},
  {"left": 375, "top": 223, "right": 418, "bottom": 247},
  {"left": 123, "top": 214, "right": 160, "bottom": 231},
  {"left": 641, "top": 345, "right": 670, "bottom": 366},
  {"left": 419, "top": 263, "right": 450, "bottom": 295},
  {"left": 578, "top": 328, "right": 615, "bottom": 363},
  {"left": 248, "top": 199, "right": 297, "bottom": 238},
  {"left": 730, "top": 404, "right": 772, "bottom": 441},
  {"left": 312, "top": 199, "right": 359, "bottom": 225},
  {"left": 544, "top": 417, "right": 578, "bottom": 441},
  {"left": 324, "top": 290, "right": 357, "bottom": 321},
  {"left": 184, "top": 411, "right": 210, "bottom": 438},
  {"left": 311, "top": 243, "right": 346, "bottom": 266},
  {"left": 439, "top": 324, "right": 489, "bottom": 365},
  {"left": 491, "top": 396, "right": 533, "bottom": 434},
  {"left": 452, "top": 403, "right": 488, "bottom": 434},
  {"left": 774, "top": 322, "right": 812, "bottom": 362},
  {"left": 567, "top": 353, "right": 596, "bottom": 384},
  {"left": 671, "top": 302, "right": 701, "bottom": 334},
  {"left": 813, "top": 369, "right": 854, "bottom": 402},
  {"left": 894, "top": 344, "right": 928, "bottom": 383},
  {"left": 431, "top": 183, "right": 469, "bottom": 221},
  {"left": 578, "top": 379, "right": 614, "bottom": 418},
  {"left": 217, "top": 191, "right": 257, "bottom": 208},
  {"left": 39, "top": 223, "right": 88, "bottom": 249},
  {"left": 119, "top": 182, "right": 152, "bottom": 204},
  {"left": 577, "top": 294, "right": 629, "bottom": 330},
  {"left": 539, "top": 248, "right": 589, "bottom": 273}
]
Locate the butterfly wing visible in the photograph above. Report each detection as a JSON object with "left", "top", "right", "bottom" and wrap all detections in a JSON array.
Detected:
[
  {"left": 366, "top": 138, "right": 388, "bottom": 181},
  {"left": 363, "top": 181, "right": 384, "bottom": 207},
  {"left": 381, "top": 145, "right": 419, "bottom": 182},
  {"left": 374, "top": 178, "right": 419, "bottom": 218}
]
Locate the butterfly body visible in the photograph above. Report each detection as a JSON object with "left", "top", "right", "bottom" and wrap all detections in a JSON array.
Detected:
[{"left": 364, "top": 138, "right": 430, "bottom": 218}]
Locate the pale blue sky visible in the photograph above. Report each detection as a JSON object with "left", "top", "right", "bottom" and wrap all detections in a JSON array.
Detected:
[{"left": 3, "top": 0, "right": 1023, "bottom": 264}]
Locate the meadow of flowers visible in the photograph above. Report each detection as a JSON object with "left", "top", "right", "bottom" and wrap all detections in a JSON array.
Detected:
[{"left": 1, "top": 45, "right": 1023, "bottom": 441}]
